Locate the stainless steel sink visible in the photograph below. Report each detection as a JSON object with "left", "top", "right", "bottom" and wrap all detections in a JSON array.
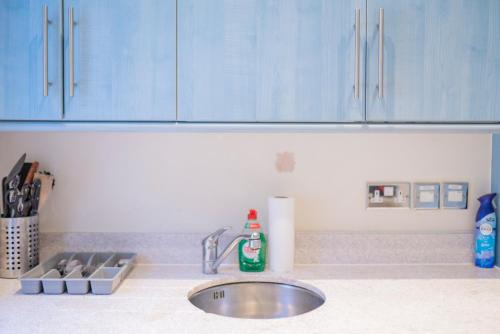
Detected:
[{"left": 188, "top": 280, "right": 325, "bottom": 319}]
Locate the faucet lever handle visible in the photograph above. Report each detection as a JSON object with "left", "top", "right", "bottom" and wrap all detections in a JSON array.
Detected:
[{"left": 202, "top": 226, "right": 231, "bottom": 245}]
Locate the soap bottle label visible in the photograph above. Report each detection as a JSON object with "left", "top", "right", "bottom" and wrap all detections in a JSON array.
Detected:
[{"left": 242, "top": 241, "right": 259, "bottom": 261}]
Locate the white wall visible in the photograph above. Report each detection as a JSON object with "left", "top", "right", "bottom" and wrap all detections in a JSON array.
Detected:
[{"left": 0, "top": 132, "right": 491, "bottom": 233}]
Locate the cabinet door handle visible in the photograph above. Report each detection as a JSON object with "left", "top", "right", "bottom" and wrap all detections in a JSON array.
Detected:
[
  {"left": 378, "top": 8, "right": 384, "bottom": 99},
  {"left": 43, "top": 5, "right": 50, "bottom": 97},
  {"left": 354, "top": 8, "right": 360, "bottom": 99},
  {"left": 69, "top": 7, "right": 75, "bottom": 97}
]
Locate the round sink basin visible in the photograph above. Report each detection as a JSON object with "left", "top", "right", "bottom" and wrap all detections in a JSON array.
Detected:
[{"left": 188, "top": 280, "right": 325, "bottom": 319}]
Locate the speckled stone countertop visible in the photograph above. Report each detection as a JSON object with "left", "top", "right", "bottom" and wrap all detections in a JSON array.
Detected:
[{"left": 2, "top": 264, "right": 500, "bottom": 334}]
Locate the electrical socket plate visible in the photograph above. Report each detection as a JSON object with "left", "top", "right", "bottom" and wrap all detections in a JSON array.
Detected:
[
  {"left": 414, "top": 183, "right": 440, "bottom": 209},
  {"left": 367, "top": 183, "right": 411, "bottom": 208},
  {"left": 442, "top": 182, "right": 469, "bottom": 209}
]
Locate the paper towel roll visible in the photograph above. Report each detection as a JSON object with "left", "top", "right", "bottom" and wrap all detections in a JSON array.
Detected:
[{"left": 268, "top": 196, "right": 295, "bottom": 272}]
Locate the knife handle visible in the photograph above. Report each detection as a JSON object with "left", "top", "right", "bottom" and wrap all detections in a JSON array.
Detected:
[{"left": 24, "top": 162, "right": 39, "bottom": 185}]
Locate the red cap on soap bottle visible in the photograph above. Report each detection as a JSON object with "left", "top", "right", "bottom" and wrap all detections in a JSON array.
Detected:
[
  {"left": 247, "top": 210, "right": 260, "bottom": 229},
  {"left": 248, "top": 209, "right": 257, "bottom": 220}
]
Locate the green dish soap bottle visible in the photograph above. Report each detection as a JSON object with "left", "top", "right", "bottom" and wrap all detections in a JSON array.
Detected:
[{"left": 239, "top": 209, "right": 267, "bottom": 272}]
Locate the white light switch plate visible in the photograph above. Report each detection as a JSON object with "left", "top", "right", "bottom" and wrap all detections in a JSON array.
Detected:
[
  {"left": 442, "top": 182, "right": 469, "bottom": 209},
  {"left": 414, "top": 183, "right": 440, "bottom": 209}
]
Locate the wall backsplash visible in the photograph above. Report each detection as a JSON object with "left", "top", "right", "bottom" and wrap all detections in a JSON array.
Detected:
[{"left": 0, "top": 132, "right": 491, "bottom": 233}]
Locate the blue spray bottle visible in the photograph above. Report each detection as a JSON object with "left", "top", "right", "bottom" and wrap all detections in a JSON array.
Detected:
[{"left": 475, "top": 193, "right": 497, "bottom": 268}]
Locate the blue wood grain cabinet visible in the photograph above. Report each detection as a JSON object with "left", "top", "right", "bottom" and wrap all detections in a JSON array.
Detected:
[
  {"left": 178, "top": 0, "right": 366, "bottom": 122},
  {"left": 367, "top": 0, "right": 500, "bottom": 122},
  {"left": 0, "top": 0, "right": 63, "bottom": 120},
  {"left": 63, "top": 0, "right": 176, "bottom": 121}
]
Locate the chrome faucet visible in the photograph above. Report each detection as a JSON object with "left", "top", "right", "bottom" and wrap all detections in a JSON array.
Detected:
[{"left": 202, "top": 227, "right": 261, "bottom": 274}]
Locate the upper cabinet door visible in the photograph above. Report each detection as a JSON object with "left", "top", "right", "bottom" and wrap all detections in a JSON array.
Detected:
[
  {"left": 0, "top": 0, "right": 62, "bottom": 120},
  {"left": 63, "top": 0, "right": 176, "bottom": 121},
  {"left": 179, "top": 0, "right": 365, "bottom": 122},
  {"left": 367, "top": 0, "right": 500, "bottom": 122}
]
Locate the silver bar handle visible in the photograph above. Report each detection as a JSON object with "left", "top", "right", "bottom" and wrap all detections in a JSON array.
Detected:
[
  {"left": 378, "top": 8, "right": 384, "bottom": 99},
  {"left": 43, "top": 5, "right": 49, "bottom": 97},
  {"left": 202, "top": 226, "right": 231, "bottom": 246},
  {"left": 354, "top": 8, "right": 360, "bottom": 99},
  {"left": 69, "top": 7, "right": 75, "bottom": 97}
]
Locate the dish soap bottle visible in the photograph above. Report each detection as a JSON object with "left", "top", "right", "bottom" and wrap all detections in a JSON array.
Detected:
[
  {"left": 475, "top": 193, "right": 497, "bottom": 268},
  {"left": 239, "top": 209, "right": 267, "bottom": 272}
]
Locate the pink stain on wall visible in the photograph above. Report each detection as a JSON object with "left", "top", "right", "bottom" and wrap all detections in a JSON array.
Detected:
[{"left": 275, "top": 152, "right": 295, "bottom": 173}]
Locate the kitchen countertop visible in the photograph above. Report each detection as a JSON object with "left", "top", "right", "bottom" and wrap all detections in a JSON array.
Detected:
[{"left": 2, "top": 264, "right": 500, "bottom": 334}]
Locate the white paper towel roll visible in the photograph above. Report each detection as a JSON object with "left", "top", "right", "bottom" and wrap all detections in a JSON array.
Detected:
[{"left": 268, "top": 196, "right": 295, "bottom": 272}]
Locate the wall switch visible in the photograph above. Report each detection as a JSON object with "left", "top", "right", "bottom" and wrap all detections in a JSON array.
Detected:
[
  {"left": 442, "top": 182, "right": 469, "bottom": 209},
  {"left": 414, "top": 183, "right": 440, "bottom": 209},
  {"left": 367, "top": 183, "right": 411, "bottom": 208}
]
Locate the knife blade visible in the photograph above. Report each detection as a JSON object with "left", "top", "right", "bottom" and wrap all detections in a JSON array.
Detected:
[
  {"left": 1, "top": 177, "right": 7, "bottom": 217},
  {"left": 5, "top": 153, "right": 26, "bottom": 186},
  {"left": 29, "top": 179, "right": 42, "bottom": 216}
]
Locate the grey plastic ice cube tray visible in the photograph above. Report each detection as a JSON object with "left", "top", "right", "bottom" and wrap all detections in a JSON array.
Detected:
[{"left": 19, "top": 252, "right": 136, "bottom": 295}]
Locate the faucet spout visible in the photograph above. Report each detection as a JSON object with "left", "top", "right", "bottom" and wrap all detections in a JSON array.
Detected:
[{"left": 213, "top": 234, "right": 249, "bottom": 270}]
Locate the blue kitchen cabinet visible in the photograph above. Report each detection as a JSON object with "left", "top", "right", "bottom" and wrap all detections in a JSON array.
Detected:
[
  {"left": 179, "top": 0, "right": 366, "bottom": 122},
  {"left": 367, "top": 0, "right": 500, "bottom": 122},
  {"left": 0, "top": 0, "right": 63, "bottom": 120},
  {"left": 63, "top": 0, "right": 176, "bottom": 121}
]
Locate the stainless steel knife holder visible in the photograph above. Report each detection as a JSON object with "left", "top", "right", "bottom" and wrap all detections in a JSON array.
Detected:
[{"left": 0, "top": 215, "right": 39, "bottom": 278}]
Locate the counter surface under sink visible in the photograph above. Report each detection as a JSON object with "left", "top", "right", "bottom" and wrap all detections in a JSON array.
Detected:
[{"left": 1, "top": 264, "right": 500, "bottom": 334}]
